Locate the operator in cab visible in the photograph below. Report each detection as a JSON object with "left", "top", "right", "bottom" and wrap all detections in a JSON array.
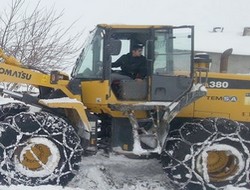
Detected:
[{"left": 111, "top": 44, "right": 147, "bottom": 81}]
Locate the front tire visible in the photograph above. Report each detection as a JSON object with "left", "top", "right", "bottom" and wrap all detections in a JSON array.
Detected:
[
  {"left": 0, "top": 111, "right": 83, "bottom": 186},
  {"left": 161, "top": 118, "right": 250, "bottom": 190},
  {"left": 0, "top": 101, "right": 29, "bottom": 121}
]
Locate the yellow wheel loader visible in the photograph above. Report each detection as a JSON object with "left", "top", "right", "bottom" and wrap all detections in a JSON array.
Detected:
[{"left": 0, "top": 24, "right": 247, "bottom": 189}]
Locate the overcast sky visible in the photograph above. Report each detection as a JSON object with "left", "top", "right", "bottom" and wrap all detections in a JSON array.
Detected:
[
  {"left": 1, "top": 0, "right": 249, "bottom": 31},
  {"left": 44, "top": 0, "right": 249, "bottom": 29},
  {"left": 1, "top": 0, "right": 250, "bottom": 54}
]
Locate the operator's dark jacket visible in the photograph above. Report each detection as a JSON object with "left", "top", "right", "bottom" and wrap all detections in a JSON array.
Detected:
[{"left": 112, "top": 53, "right": 147, "bottom": 79}]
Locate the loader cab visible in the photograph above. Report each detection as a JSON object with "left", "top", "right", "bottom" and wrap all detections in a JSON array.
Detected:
[{"left": 71, "top": 24, "right": 194, "bottom": 105}]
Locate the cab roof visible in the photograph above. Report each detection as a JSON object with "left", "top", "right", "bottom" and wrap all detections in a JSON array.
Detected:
[{"left": 97, "top": 24, "right": 174, "bottom": 30}]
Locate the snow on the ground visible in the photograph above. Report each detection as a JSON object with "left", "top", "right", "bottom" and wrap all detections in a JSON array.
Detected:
[
  {"left": 0, "top": 151, "right": 247, "bottom": 190},
  {"left": 68, "top": 152, "right": 171, "bottom": 190},
  {"left": 0, "top": 152, "right": 172, "bottom": 190}
]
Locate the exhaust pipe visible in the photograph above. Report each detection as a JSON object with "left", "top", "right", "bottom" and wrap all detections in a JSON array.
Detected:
[{"left": 220, "top": 48, "right": 233, "bottom": 73}]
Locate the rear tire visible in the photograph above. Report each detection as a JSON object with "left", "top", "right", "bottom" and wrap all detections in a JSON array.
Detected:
[
  {"left": 0, "top": 111, "right": 83, "bottom": 186},
  {"left": 161, "top": 118, "right": 250, "bottom": 190}
]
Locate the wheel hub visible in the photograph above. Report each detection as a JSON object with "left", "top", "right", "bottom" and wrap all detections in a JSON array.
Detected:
[
  {"left": 196, "top": 144, "right": 244, "bottom": 183},
  {"left": 207, "top": 151, "right": 229, "bottom": 173},
  {"left": 21, "top": 144, "right": 51, "bottom": 170},
  {"left": 14, "top": 137, "right": 61, "bottom": 177},
  {"left": 207, "top": 151, "right": 239, "bottom": 182}
]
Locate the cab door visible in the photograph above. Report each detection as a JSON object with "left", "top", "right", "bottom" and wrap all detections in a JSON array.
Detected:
[{"left": 150, "top": 27, "right": 194, "bottom": 101}]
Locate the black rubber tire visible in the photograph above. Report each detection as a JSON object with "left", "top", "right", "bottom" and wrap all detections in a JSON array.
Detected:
[
  {"left": 0, "top": 101, "right": 29, "bottom": 121},
  {"left": 0, "top": 111, "right": 83, "bottom": 186},
  {"left": 161, "top": 118, "right": 250, "bottom": 190}
]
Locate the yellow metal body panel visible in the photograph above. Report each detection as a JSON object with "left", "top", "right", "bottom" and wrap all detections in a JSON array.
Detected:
[
  {"left": 81, "top": 80, "right": 147, "bottom": 118},
  {"left": 39, "top": 98, "right": 90, "bottom": 131},
  {"left": 0, "top": 60, "right": 80, "bottom": 100},
  {"left": 178, "top": 72, "right": 250, "bottom": 122},
  {"left": 81, "top": 80, "right": 110, "bottom": 106}
]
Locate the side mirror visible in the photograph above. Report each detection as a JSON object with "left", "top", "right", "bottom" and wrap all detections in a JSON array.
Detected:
[{"left": 107, "top": 39, "right": 121, "bottom": 55}]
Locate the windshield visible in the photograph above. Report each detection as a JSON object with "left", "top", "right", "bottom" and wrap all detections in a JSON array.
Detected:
[
  {"left": 153, "top": 27, "right": 193, "bottom": 76},
  {"left": 71, "top": 28, "right": 104, "bottom": 79}
]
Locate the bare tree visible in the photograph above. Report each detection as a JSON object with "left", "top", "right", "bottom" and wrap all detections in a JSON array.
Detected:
[
  {"left": 0, "top": 0, "right": 85, "bottom": 73},
  {"left": 0, "top": 0, "right": 86, "bottom": 92}
]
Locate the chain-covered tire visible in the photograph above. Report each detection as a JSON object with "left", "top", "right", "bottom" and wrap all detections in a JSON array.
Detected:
[
  {"left": 161, "top": 118, "right": 250, "bottom": 190},
  {"left": 0, "top": 111, "right": 83, "bottom": 186},
  {"left": 0, "top": 100, "right": 29, "bottom": 121}
]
